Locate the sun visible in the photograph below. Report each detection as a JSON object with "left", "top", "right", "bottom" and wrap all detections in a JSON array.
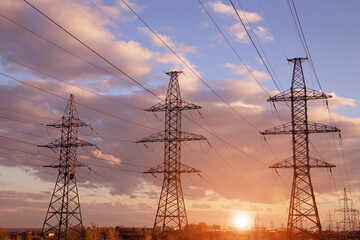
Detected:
[{"left": 234, "top": 213, "right": 250, "bottom": 229}]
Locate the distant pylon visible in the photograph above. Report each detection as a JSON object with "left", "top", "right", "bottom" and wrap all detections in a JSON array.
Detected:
[
  {"left": 326, "top": 210, "right": 335, "bottom": 231},
  {"left": 39, "top": 94, "right": 94, "bottom": 240},
  {"left": 335, "top": 188, "right": 353, "bottom": 233},
  {"left": 137, "top": 71, "right": 206, "bottom": 240},
  {"left": 350, "top": 202, "right": 360, "bottom": 231},
  {"left": 261, "top": 58, "right": 340, "bottom": 240}
]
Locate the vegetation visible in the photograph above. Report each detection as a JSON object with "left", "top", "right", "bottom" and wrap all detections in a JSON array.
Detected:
[{"left": 3, "top": 224, "right": 359, "bottom": 240}]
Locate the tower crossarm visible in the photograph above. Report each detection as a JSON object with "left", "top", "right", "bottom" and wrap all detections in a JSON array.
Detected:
[
  {"left": 144, "top": 163, "right": 200, "bottom": 174},
  {"left": 145, "top": 100, "right": 201, "bottom": 112},
  {"left": 267, "top": 90, "right": 332, "bottom": 102},
  {"left": 38, "top": 139, "right": 95, "bottom": 148},
  {"left": 270, "top": 157, "right": 335, "bottom": 169},
  {"left": 46, "top": 119, "right": 89, "bottom": 128},
  {"left": 43, "top": 162, "right": 87, "bottom": 169},
  {"left": 336, "top": 209, "right": 359, "bottom": 213},
  {"left": 269, "top": 157, "right": 293, "bottom": 168},
  {"left": 136, "top": 131, "right": 206, "bottom": 143},
  {"left": 261, "top": 122, "right": 340, "bottom": 135}
]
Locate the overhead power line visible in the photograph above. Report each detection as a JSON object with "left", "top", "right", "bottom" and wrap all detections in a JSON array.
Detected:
[
  {"left": 0, "top": 72, "right": 158, "bottom": 131},
  {"left": 13, "top": 0, "right": 298, "bottom": 203},
  {"left": 286, "top": 0, "right": 322, "bottom": 92},
  {"left": 0, "top": 12, "right": 136, "bottom": 89},
  {"left": 19, "top": 0, "right": 271, "bottom": 167},
  {"left": 198, "top": 0, "right": 269, "bottom": 98},
  {"left": 286, "top": 0, "right": 350, "bottom": 198},
  {"left": 120, "top": 0, "right": 260, "bottom": 132},
  {"left": 23, "top": 0, "right": 161, "bottom": 101},
  {"left": 229, "top": 0, "right": 282, "bottom": 92},
  {"left": 0, "top": 53, "right": 142, "bottom": 110}
]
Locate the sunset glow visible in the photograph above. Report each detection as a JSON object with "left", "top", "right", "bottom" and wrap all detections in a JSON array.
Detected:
[
  {"left": 234, "top": 213, "right": 251, "bottom": 229},
  {"left": 0, "top": 1, "right": 359, "bottom": 239}
]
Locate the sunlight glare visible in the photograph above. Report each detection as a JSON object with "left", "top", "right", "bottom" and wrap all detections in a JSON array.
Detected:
[{"left": 234, "top": 213, "right": 250, "bottom": 229}]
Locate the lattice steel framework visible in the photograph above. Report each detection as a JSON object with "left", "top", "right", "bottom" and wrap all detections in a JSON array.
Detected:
[
  {"left": 261, "top": 58, "right": 340, "bottom": 239},
  {"left": 137, "top": 71, "right": 206, "bottom": 240},
  {"left": 39, "top": 94, "right": 94, "bottom": 240},
  {"left": 335, "top": 188, "right": 355, "bottom": 235}
]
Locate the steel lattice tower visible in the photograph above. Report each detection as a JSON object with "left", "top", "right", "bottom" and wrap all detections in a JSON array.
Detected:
[
  {"left": 137, "top": 71, "right": 206, "bottom": 240},
  {"left": 261, "top": 58, "right": 340, "bottom": 239},
  {"left": 326, "top": 210, "right": 334, "bottom": 232},
  {"left": 39, "top": 94, "right": 94, "bottom": 240},
  {"left": 336, "top": 188, "right": 352, "bottom": 233}
]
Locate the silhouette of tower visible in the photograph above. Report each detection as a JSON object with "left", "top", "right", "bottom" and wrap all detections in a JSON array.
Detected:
[
  {"left": 39, "top": 94, "right": 94, "bottom": 240},
  {"left": 261, "top": 58, "right": 340, "bottom": 239},
  {"left": 326, "top": 210, "right": 335, "bottom": 232},
  {"left": 137, "top": 71, "right": 206, "bottom": 240},
  {"left": 350, "top": 203, "right": 360, "bottom": 232},
  {"left": 335, "top": 188, "right": 353, "bottom": 234}
]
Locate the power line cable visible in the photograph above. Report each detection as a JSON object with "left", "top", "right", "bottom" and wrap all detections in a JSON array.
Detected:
[
  {"left": 1, "top": 126, "right": 49, "bottom": 140},
  {"left": 13, "top": 0, "right": 307, "bottom": 204},
  {"left": 0, "top": 86, "right": 158, "bottom": 138},
  {"left": 0, "top": 53, "right": 142, "bottom": 110},
  {"left": 235, "top": 0, "right": 281, "bottom": 84},
  {"left": 23, "top": 0, "right": 162, "bottom": 101},
  {"left": 228, "top": 0, "right": 282, "bottom": 92},
  {"left": 0, "top": 72, "right": 158, "bottom": 131},
  {"left": 0, "top": 135, "right": 38, "bottom": 146},
  {"left": 257, "top": 0, "right": 288, "bottom": 59},
  {"left": 20, "top": 1, "right": 273, "bottom": 168},
  {"left": 288, "top": 0, "right": 351, "bottom": 198},
  {"left": 289, "top": 0, "right": 323, "bottom": 92},
  {"left": 0, "top": 12, "right": 137, "bottom": 89},
  {"left": 120, "top": 0, "right": 260, "bottom": 132},
  {"left": 0, "top": 110, "right": 152, "bottom": 170},
  {"left": 0, "top": 106, "right": 57, "bottom": 121},
  {"left": 0, "top": 112, "right": 45, "bottom": 127},
  {"left": 198, "top": 0, "right": 270, "bottom": 98}
]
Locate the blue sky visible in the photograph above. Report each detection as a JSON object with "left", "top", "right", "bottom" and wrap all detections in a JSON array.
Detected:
[{"left": 0, "top": 0, "right": 359, "bottom": 230}]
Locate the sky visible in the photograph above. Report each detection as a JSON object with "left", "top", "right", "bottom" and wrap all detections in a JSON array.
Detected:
[{"left": 0, "top": 0, "right": 359, "bottom": 230}]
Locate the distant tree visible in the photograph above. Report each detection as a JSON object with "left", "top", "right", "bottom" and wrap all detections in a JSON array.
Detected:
[
  {"left": 211, "top": 224, "right": 221, "bottom": 231},
  {"left": 25, "top": 231, "right": 32, "bottom": 240},
  {"left": 144, "top": 231, "right": 151, "bottom": 240},
  {"left": 104, "top": 227, "right": 119, "bottom": 240},
  {"left": 0, "top": 227, "right": 10, "bottom": 240},
  {"left": 85, "top": 223, "right": 101, "bottom": 240}
]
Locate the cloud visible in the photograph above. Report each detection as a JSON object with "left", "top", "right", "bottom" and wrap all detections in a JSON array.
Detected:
[
  {"left": 228, "top": 23, "right": 249, "bottom": 43},
  {"left": 208, "top": 1, "right": 262, "bottom": 22},
  {"left": 0, "top": 0, "right": 153, "bottom": 85},
  {"left": 254, "top": 26, "right": 273, "bottom": 42},
  {"left": 206, "top": 2, "right": 273, "bottom": 44},
  {"left": 138, "top": 27, "right": 197, "bottom": 55},
  {"left": 224, "top": 63, "right": 269, "bottom": 82},
  {"left": 0, "top": 0, "right": 359, "bottom": 229},
  {"left": 92, "top": 149, "right": 121, "bottom": 165},
  {"left": 328, "top": 92, "right": 356, "bottom": 109},
  {"left": 192, "top": 203, "right": 212, "bottom": 209}
]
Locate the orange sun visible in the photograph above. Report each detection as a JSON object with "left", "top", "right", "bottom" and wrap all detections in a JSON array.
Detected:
[{"left": 234, "top": 213, "right": 251, "bottom": 229}]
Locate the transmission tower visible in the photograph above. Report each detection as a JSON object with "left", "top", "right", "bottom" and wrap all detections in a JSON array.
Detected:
[
  {"left": 137, "top": 71, "right": 206, "bottom": 240},
  {"left": 261, "top": 58, "right": 340, "bottom": 240},
  {"left": 335, "top": 188, "right": 359, "bottom": 237},
  {"left": 351, "top": 203, "right": 360, "bottom": 231},
  {"left": 326, "top": 210, "right": 335, "bottom": 232},
  {"left": 39, "top": 94, "right": 94, "bottom": 240}
]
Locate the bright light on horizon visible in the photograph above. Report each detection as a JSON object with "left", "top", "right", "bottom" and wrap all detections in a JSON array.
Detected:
[{"left": 233, "top": 213, "right": 251, "bottom": 230}]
